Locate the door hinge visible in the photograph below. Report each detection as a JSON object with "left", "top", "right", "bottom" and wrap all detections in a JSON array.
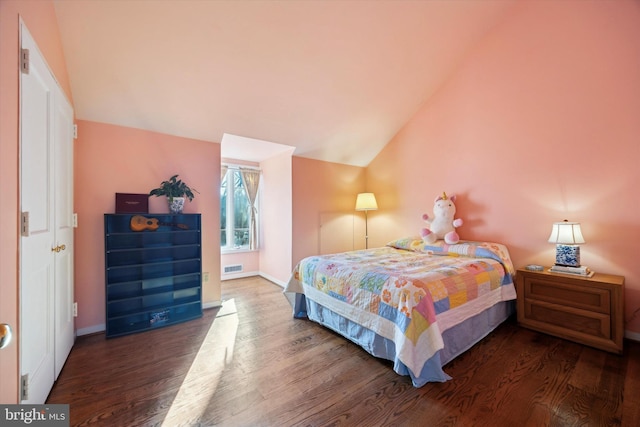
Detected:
[
  {"left": 73, "top": 124, "right": 78, "bottom": 139},
  {"left": 20, "top": 48, "right": 29, "bottom": 74},
  {"left": 21, "top": 374, "right": 29, "bottom": 400},
  {"left": 21, "top": 212, "right": 29, "bottom": 236}
]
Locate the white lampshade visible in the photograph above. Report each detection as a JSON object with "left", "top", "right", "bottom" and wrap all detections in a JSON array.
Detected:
[
  {"left": 548, "top": 220, "right": 585, "bottom": 245},
  {"left": 355, "top": 193, "right": 378, "bottom": 211}
]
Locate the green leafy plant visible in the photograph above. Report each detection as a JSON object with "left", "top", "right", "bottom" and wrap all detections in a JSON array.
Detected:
[{"left": 149, "top": 174, "right": 199, "bottom": 202}]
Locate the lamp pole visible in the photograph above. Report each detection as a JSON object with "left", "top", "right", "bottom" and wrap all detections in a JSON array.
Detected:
[{"left": 364, "top": 210, "right": 370, "bottom": 249}]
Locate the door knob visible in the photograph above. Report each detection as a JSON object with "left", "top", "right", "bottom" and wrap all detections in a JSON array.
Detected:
[{"left": 0, "top": 324, "right": 12, "bottom": 349}]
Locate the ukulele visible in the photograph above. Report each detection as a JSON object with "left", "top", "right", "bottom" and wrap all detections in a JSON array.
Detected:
[{"left": 130, "top": 215, "right": 189, "bottom": 232}]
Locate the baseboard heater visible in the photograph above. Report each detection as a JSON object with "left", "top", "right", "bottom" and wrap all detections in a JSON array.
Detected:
[{"left": 223, "top": 264, "right": 243, "bottom": 274}]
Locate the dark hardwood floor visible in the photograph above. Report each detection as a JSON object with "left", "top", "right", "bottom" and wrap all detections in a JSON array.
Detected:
[{"left": 47, "top": 276, "right": 640, "bottom": 426}]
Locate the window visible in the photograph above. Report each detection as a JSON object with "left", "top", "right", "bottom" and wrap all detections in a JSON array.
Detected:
[{"left": 220, "top": 167, "right": 258, "bottom": 250}]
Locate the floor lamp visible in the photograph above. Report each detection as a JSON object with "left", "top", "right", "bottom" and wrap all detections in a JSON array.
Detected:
[{"left": 355, "top": 193, "right": 378, "bottom": 249}]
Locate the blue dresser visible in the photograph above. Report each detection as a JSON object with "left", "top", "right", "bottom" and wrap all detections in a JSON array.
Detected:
[{"left": 104, "top": 213, "right": 202, "bottom": 338}]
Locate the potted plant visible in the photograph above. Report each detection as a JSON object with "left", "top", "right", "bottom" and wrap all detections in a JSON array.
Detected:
[{"left": 149, "top": 174, "right": 198, "bottom": 214}]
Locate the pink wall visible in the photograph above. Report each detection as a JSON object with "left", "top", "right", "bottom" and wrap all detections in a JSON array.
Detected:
[
  {"left": 74, "top": 120, "right": 221, "bottom": 333},
  {"left": 260, "top": 149, "right": 296, "bottom": 284},
  {"left": 0, "top": 0, "right": 73, "bottom": 403},
  {"left": 292, "top": 157, "right": 366, "bottom": 265},
  {"left": 221, "top": 251, "right": 259, "bottom": 278},
  {"left": 367, "top": 0, "right": 640, "bottom": 335}
]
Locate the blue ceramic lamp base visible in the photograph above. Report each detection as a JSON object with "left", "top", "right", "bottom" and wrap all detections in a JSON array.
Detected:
[
  {"left": 550, "top": 244, "right": 592, "bottom": 276},
  {"left": 555, "top": 244, "right": 580, "bottom": 267}
]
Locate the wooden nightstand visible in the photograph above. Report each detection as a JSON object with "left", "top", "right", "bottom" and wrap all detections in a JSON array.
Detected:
[{"left": 516, "top": 267, "right": 624, "bottom": 354}]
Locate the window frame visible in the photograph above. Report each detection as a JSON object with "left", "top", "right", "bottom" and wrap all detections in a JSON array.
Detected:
[{"left": 220, "top": 165, "right": 259, "bottom": 252}]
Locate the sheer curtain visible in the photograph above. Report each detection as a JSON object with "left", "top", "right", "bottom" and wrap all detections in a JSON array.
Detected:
[{"left": 240, "top": 168, "right": 260, "bottom": 250}]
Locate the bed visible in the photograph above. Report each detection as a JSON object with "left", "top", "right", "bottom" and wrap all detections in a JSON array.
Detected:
[{"left": 284, "top": 237, "right": 517, "bottom": 387}]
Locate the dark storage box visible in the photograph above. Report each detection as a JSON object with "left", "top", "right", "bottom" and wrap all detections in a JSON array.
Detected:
[{"left": 115, "top": 193, "right": 148, "bottom": 214}]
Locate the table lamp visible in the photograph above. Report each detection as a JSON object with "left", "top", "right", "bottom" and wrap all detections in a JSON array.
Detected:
[{"left": 548, "top": 220, "right": 590, "bottom": 275}]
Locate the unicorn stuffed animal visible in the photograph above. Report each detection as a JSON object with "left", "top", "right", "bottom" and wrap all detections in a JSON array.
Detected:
[{"left": 420, "top": 192, "right": 463, "bottom": 245}]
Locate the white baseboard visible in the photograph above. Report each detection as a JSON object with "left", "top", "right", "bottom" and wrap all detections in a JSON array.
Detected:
[
  {"left": 220, "top": 270, "right": 287, "bottom": 288},
  {"left": 221, "top": 270, "right": 260, "bottom": 281},
  {"left": 77, "top": 323, "right": 105, "bottom": 336},
  {"left": 259, "top": 272, "right": 287, "bottom": 288},
  {"left": 203, "top": 300, "right": 222, "bottom": 309},
  {"left": 625, "top": 330, "right": 640, "bottom": 342}
]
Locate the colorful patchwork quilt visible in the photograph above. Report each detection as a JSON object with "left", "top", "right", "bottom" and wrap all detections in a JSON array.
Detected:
[{"left": 285, "top": 238, "right": 517, "bottom": 379}]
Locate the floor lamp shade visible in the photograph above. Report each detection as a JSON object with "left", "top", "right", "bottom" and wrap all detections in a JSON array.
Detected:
[{"left": 355, "top": 193, "right": 378, "bottom": 211}]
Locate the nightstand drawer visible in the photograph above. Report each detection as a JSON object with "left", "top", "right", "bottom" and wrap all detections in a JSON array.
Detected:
[
  {"left": 523, "top": 277, "right": 610, "bottom": 314},
  {"left": 523, "top": 299, "right": 610, "bottom": 340}
]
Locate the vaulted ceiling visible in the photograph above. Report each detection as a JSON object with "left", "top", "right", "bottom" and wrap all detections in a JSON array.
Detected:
[{"left": 53, "top": 0, "right": 514, "bottom": 166}]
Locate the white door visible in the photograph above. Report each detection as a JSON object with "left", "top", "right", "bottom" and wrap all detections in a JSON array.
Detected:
[
  {"left": 20, "top": 23, "right": 75, "bottom": 404},
  {"left": 52, "top": 83, "right": 75, "bottom": 379}
]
